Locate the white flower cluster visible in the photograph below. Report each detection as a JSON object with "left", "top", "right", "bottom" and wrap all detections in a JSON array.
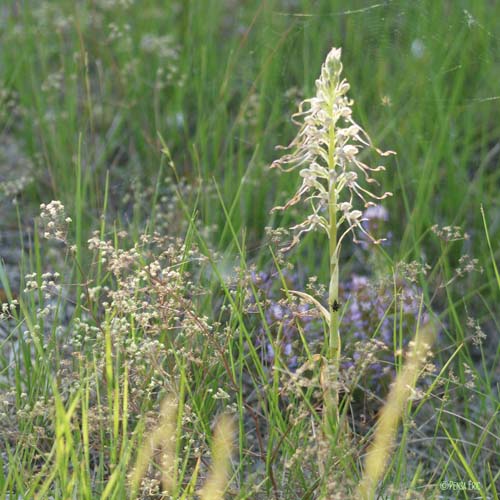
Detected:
[
  {"left": 39, "top": 201, "right": 72, "bottom": 241},
  {"left": 271, "top": 47, "right": 394, "bottom": 250}
]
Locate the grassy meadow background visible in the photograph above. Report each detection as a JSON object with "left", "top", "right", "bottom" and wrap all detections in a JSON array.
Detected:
[{"left": 0, "top": 0, "right": 499, "bottom": 498}]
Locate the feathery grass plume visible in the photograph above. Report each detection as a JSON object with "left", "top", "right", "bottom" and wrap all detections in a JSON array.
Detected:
[
  {"left": 357, "top": 317, "right": 437, "bottom": 499},
  {"left": 199, "top": 414, "right": 235, "bottom": 500},
  {"left": 271, "top": 47, "right": 394, "bottom": 420},
  {"left": 130, "top": 396, "right": 234, "bottom": 499},
  {"left": 129, "top": 395, "right": 178, "bottom": 497}
]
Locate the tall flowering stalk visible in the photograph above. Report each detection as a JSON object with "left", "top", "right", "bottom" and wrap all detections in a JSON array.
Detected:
[{"left": 271, "top": 47, "right": 394, "bottom": 419}]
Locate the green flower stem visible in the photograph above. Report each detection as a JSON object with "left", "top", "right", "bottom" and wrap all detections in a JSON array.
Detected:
[
  {"left": 328, "top": 122, "right": 340, "bottom": 366},
  {"left": 326, "top": 113, "right": 341, "bottom": 426}
]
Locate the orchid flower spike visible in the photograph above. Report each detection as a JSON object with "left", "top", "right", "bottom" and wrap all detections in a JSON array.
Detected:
[{"left": 271, "top": 47, "right": 395, "bottom": 251}]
